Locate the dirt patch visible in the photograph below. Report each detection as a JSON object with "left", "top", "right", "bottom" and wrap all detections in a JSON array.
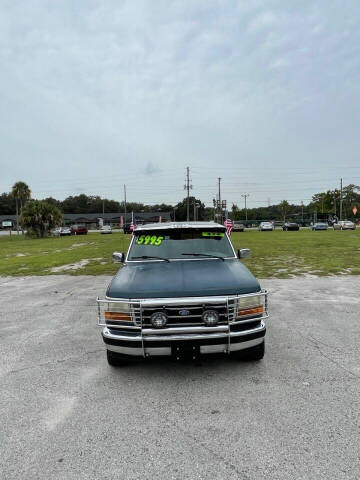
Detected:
[
  {"left": 51, "top": 259, "right": 91, "bottom": 272},
  {"left": 50, "top": 258, "right": 103, "bottom": 273}
]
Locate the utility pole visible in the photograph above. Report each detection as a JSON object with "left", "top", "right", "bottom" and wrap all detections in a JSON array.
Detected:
[
  {"left": 124, "top": 184, "right": 127, "bottom": 226},
  {"left": 15, "top": 199, "right": 19, "bottom": 234},
  {"left": 301, "top": 201, "right": 304, "bottom": 224},
  {"left": 102, "top": 199, "right": 105, "bottom": 218},
  {"left": 218, "top": 177, "right": 222, "bottom": 223},
  {"left": 241, "top": 194, "right": 249, "bottom": 221},
  {"left": 339, "top": 178, "right": 343, "bottom": 221},
  {"left": 184, "top": 167, "right": 192, "bottom": 221}
]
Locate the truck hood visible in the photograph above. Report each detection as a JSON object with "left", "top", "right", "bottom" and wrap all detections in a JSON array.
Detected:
[{"left": 106, "top": 259, "right": 260, "bottom": 299}]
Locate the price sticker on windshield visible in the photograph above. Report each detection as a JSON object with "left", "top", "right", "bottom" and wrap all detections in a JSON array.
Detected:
[
  {"left": 202, "top": 232, "right": 225, "bottom": 237},
  {"left": 136, "top": 235, "right": 164, "bottom": 246}
]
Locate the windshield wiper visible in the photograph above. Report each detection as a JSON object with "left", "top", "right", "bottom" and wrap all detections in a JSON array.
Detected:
[
  {"left": 131, "top": 255, "right": 170, "bottom": 263},
  {"left": 181, "top": 253, "right": 225, "bottom": 261}
]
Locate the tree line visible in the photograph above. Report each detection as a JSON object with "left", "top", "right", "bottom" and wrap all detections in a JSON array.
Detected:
[{"left": 1, "top": 181, "right": 359, "bottom": 237}]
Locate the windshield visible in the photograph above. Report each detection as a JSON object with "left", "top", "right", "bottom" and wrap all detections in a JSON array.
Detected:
[{"left": 128, "top": 228, "right": 234, "bottom": 260}]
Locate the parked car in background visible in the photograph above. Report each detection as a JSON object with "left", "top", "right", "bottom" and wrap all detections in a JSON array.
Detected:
[
  {"left": 259, "top": 222, "right": 274, "bottom": 231},
  {"left": 60, "top": 227, "right": 71, "bottom": 236},
  {"left": 333, "top": 220, "right": 356, "bottom": 230},
  {"left": 97, "top": 222, "right": 269, "bottom": 366},
  {"left": 233, "top": 221, "right": 245, "bottom": 232},
  {"left": 53, "top": 227, "right": 71, "bottom": 237},
  {"left": 101, "top": 225, "right": 112, "bottom": 234},
  {"left": 282, "top": 222, "right": 299, "bottom": 231},
  {"left": 71, "top": 224, "right": 88, "bottom": 235},
  {"left": 312, "top": 222, "right": 328, "bottom": 231}
]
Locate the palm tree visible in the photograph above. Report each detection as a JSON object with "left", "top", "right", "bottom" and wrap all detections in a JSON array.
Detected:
[
  {"left": 279, "top": 200, "right": 291, "bottom": 222},
  {"left": 21, "top": 200, "right": 62, "bottom": 237},
  {"left": 11, "top": 181, "right": 31, "bottom": 234}
]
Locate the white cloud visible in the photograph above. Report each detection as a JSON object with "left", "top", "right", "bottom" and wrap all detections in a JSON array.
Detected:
[
  {"left": 247, "top": 10, "right": 279, "bottom": 33},
  {"left": 144, "top": 162, "right": 161, "bottom": 176}
]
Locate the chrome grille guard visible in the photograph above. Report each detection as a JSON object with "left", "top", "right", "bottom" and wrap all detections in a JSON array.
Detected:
[{"left": 97, "top": 290, "right": 268, "bottom": 334}]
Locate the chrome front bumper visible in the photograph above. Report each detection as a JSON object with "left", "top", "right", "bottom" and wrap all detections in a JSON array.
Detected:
[{"left": 102, "top": 321, "right": 266, "bottom": 357}]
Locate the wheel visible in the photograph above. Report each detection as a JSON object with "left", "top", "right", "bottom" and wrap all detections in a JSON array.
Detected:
[
  {"left": 106, "top": 350, "right": 128, "bottom": 367},
  {"left": 232, "top": 341, "right": 265, "bottom": 361}
]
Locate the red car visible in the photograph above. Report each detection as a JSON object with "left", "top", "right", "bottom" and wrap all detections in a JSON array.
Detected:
[{"left": 71, "top": 224, "right": 88, "bottom": 235}]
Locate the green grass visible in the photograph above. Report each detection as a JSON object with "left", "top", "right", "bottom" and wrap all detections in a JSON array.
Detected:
[
  {"left": 235, "top": 229, "right": 360, "bottom": 278},
  {"left": 0, "top": 233, "right": 129, "bottom": 276},
  {"left": 0, "top": 229, "right": 359, "bottom": 278}
]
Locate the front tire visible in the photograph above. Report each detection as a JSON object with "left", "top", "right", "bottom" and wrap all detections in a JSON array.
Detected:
[
  {"left": 233, "top": 341, "right": 265, "bottom": 361},
  {"left": 107, "top": 350, "right": 128, "bottom": 367}
]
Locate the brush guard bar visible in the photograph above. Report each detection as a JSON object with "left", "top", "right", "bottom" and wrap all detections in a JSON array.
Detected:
[{"left": 97, "top": 290, "right": 268, "bottom": 357}]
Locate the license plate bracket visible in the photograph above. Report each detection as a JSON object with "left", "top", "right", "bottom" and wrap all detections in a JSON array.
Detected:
[{"left": 171, "top": 342, "right": 200, "bottom": 361}]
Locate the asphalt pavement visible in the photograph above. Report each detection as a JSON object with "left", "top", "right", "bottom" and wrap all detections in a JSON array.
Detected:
[{"left": 1, "top": 275, "right": 359, "bottom": 480}]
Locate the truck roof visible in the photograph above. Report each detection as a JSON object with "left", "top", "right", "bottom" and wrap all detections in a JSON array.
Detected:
[{"left": 134, "top": 221, "right": 225, "bottom": 232}]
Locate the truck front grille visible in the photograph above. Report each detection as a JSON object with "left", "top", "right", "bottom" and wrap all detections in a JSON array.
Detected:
[{"left": 137, "top": 300, "right": 237, "bottom": 327}]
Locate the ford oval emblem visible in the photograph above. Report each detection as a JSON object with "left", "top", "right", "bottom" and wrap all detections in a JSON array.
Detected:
[{"left": 179, "top": 309, "right": 190, "bottom": 316}]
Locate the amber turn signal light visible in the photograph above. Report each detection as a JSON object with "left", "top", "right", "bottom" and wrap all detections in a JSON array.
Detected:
[
  {"left": 237, "top": 306, "right": 263, "bottom": 317},
  {"left": 105, "top": 312, "right": 131, "bottom": 322}
]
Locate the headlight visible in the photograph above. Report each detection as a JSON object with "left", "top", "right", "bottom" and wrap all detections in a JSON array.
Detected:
[
  {"left": 105, "top": 302, "right": 131, "bottom": 322},
  {"left": 107, "top": 302, "right": 130, "bottom": 312},
  {"left": 237, "top": 295, "right": 264, "bottom": 317}
]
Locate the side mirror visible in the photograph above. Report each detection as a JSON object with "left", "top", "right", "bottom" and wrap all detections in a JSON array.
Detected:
[
  {"left": 238, "top": 248, "right": 251, "bottom": 259},
  {"left": 112, "top": 252, "right": 125, "bottom": 263}
]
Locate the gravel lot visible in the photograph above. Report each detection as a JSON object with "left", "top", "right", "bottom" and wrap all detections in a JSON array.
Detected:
[{"left": 1, "top": 275, "right": 359, "bottom": 480}]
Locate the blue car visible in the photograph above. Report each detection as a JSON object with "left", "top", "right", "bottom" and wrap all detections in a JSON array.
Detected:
[
  {"left": 312, "top": 222, "right": 328, "bottom": 231},
  {"left": 97, "top": 222, "right": 269, "bottom": 366}
]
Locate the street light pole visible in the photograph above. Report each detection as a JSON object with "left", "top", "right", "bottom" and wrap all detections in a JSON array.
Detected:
[
  {"left": 218, "top": 177, "right": 222, "bottom": 223},
  {"left": 124, "top": 184, "right": 127, "bottom": 226},
  {"left": 241, "top": 194, "right": 249, "bottom": 221},
  {"left": 339, "top": 178, "right": 343, "bottom": 221}
]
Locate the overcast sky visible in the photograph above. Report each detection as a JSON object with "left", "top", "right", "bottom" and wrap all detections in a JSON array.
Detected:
[{"left": 1, "top": 0, "right": 360, "bottom": 208}]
